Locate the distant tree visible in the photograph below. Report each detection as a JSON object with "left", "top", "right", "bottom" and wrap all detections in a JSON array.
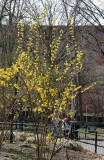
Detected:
[{"left": 61, "top": 0, "right": 104, "bottom": 122}]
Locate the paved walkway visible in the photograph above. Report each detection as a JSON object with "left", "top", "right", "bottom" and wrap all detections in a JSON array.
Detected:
[{"left": 77, "top": 139, "right": 104, "bottom": 155}]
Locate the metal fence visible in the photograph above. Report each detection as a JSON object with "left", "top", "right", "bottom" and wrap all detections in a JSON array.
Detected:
[
  {"left": 0, "top": 122, "right": 42, "bottom": 132},
  {"left": 72, "top": 129, "right": 104, "bottom": 154},
  {"left": 0, "top": 122, "right": 104, "bottom": 154}
]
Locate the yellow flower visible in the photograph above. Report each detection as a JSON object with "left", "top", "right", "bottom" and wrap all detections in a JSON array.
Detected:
[
  {"left": 31, "top": 144, "right": 37, "bottom": 149},
  {"left": 68, "top": 16, "right": 71, "bottom": 22},
  {"left": 49, "top": 88, "right": 55, "bottom": 96},
  {"left": 33, "top": 107, "right": 42, "bottom": 113},
  {"left": 1, "top": 105, "right": 4, "bottom": 109},
  {"left": 73, "top": 86, "right": 82, "bottom": 92},
  {"left": 14, "top": 84, "right": 20, "bottom": 90},
  {"left": 67, "top": 112, "right": 73, "bottom": 116},
  {"left": 48, "top": 114, "right": 53, "bottom": 118},
  {"left": 47, "top": 133, "right": 52, "bottom": 140},
  {"left": 1, "top": 81, "right": 5, "bottom": 86},
  {"left": 59, "top": 107, "right": 62, "bottom": 112},
  {"left": 61, "top": 101, "right": 66, "bottom": 106},
  {"left": 71, "top": 95, "right": 76, "bottom": 99}
]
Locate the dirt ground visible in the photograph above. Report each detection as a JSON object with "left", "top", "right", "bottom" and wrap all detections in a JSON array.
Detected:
[{"left": 0, "top": 142, "right": 104, "bottom": 160}]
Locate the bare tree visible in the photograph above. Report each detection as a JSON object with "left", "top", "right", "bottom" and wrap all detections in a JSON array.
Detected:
[{"left": 60, "top": 0, "right": 104, "bottom": 123}]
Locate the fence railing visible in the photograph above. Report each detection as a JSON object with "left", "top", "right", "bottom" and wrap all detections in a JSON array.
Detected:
[
  {"left": 71, "top": 129, "right": 104, "bottom": 154},
  {"left": 0, "top": 122, "right": 104, "bottom": 154},
  {"left": 0, "top": 122, "right": 46, "bottom": 132}
]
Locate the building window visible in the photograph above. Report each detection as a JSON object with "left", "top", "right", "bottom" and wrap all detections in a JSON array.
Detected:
[{"left": 93, "top": 31, "right": 101, "bottom": 36}]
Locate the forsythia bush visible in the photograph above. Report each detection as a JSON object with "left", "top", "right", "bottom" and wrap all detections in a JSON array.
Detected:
[{"left": 0, "top": 3, "right": 97, "bottom": 159}]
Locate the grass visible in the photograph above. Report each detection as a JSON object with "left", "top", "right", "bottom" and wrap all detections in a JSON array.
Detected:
[{"left": 78, "top": 128, "right": 104, "bottom": 139}]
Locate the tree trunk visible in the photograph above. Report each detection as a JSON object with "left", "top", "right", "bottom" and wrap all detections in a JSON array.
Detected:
[{"left": 10, "top": 75, "right": 18, "bottom": 143}]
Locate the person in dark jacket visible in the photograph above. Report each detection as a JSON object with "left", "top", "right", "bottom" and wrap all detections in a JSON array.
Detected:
[{"left": 70, "top": 120, "right": 80, "bottom": 139}]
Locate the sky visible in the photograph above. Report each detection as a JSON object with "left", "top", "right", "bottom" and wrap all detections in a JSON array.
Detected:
[
  {"left": 30, "top": 0, "right": 104, "bottom": 25},
  {"left": 1, "top": 0, "right": 104, "bottom": 25}
]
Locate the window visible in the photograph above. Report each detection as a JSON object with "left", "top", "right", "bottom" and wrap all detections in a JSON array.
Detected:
[{"left": 93, "top": 31, "right": 101, "bottom": 36}]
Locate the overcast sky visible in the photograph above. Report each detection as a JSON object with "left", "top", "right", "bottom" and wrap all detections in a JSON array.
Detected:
[
  {"left": 2, "top": 0, "right": 103, "bottom": 25},
  {"left": 30, "top": 0, "right": 104, "bottom": 25}
]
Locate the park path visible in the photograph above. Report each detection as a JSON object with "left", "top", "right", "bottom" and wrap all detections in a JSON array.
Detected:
[{"left": 77, "top": 139, "right": 104, "bottom": 155}]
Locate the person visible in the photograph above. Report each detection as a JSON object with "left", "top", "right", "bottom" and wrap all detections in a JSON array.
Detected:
[
  {"left": 62, "top": 118, "right": 70, "bottom": 138},
  {"left": 13, "top": 115, "right": 18, "bottom": 123},
  {"left": 70, "top": 119, "right": 80, "bottom": 139},
  {"left": 52, "top": 109, "right": 62, "bottom": 139}
]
